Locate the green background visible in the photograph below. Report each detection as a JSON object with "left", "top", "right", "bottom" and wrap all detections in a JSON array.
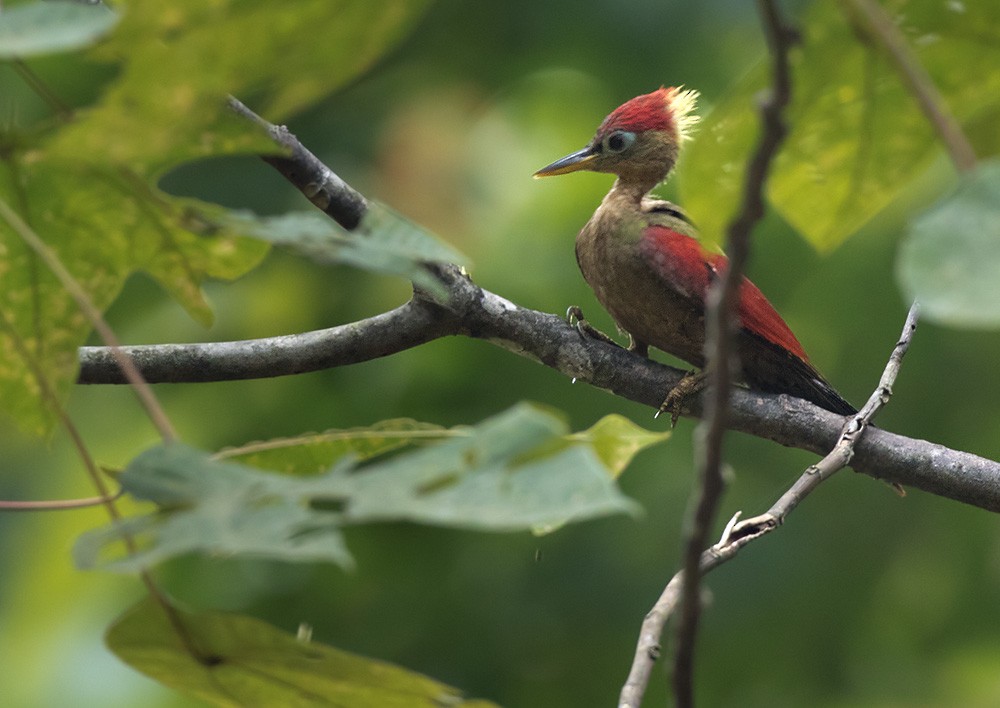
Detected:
[{"left": 3, "top": 0, "right": 1000, "bottom": 705}]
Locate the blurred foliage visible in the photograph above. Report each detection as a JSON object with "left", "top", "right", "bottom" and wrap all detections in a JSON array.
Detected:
[
  {"left": 107, "top": 597, "right": 501, "bottom": 707},
  {"left": 227, "top": 203, "right": 468, "bottom": 298},
  {"left": 678, "top": 0, "right": 1000, "bottom": 251},
  {"left": 0, "top": 0, "right": 430, "bottom": 433},
  {"left": 2, "top": 1, "right": 1000, "bottom": 707},
  {"left": 0, "top": 1, "right": 118, "bottom": 57},
  {"left": 898, "top": 160, "right": 1000, "bottom": 327},
  {"left": 75, "top": 405, "right": 645, "bottom": 573}
]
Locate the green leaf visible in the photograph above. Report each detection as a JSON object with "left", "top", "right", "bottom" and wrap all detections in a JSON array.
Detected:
[
  {"left": 568, "top": 414, "right": 670, "bottom": 479},
  {"left": 72, "top": 443, "right": 358, "bottom": 573},
  {"left": 217, "top": 415, "right": 668, "bottom": 481},
  {"left": 46, "top": 0, "right": 434, "bottom": 177},
  {"left": 0, "top": 1, "right": 119, "bottom": 58},
  {"left": 75, "top": 404, "right": 640, "bottom": 572},
  {"left": 107, "top": 597, "right": 500, "bottom": 708},
  {"left": 678, "top": 0, "right": 1000, "bottom": 251},
  {"left": 0, "top": 168, "right": 268, "bottom": 433},
  {"left": 227, "top": 203, "right": 468, "bottom": 297},
  {"left": 897, "top": 160, "right": 1000, "bottom": 328},
  {"left": 1, "top": 1, "right": 432, "bottom": 433}
]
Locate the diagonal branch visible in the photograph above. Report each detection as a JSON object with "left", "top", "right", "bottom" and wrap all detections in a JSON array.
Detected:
[
  {"left": 227, "top": 95, "right": 368, "bottom": 229},
  {"left": 619, "top": 301, "right": 920, "bottom": 708}
]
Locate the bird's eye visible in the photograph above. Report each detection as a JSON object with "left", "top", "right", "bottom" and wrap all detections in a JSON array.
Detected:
[{"left": 603, "top": 130, "right": 636, "bottom": 153}]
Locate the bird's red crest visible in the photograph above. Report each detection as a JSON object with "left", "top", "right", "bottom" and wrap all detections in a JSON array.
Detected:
[{"left": 597, "top": 87, "right": 699, "bottom": 141}]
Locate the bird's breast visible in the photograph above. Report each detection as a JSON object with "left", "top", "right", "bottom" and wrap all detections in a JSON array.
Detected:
[{"left": 574, "top": 213, "right": 708, "bottom": 366}]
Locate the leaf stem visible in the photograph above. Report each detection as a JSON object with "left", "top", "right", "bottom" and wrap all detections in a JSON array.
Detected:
[{"left": 842, "top": 0, "right": 977, "bottom": 173}]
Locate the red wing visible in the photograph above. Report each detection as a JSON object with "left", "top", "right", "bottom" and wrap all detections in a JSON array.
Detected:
[{"left": 640, "top": 225, "right": 808, "bottom": 361}]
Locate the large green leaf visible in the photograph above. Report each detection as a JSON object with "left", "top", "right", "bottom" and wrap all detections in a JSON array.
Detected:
[
  {"left": 46, "top": 0, "right": 433, "bottom": 177},
  {"left": 0, "top": 0, "right": 431, "bottom": 433},
  {"left": 678, "top": 0, "right": 1000, "bottom": 251},
  {"left": 0, "top": 1, "right": 119, "bottom": 58},
  {"left": 897, "top": 160, "right": 1000, "bottom": 328},
  {"left": 107, "top": 597, "right": 499, "bottom": 708},
  {"left": 0, "top": 166, "right": 269, "bottom": 432},
  {"left": 74, "top": 404, "right": 641, "bottom": 573}
]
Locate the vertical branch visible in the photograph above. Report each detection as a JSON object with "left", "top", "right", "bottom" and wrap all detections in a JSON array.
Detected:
[{"left": 671, "top": 2, "right": 799, "bottom": 706}]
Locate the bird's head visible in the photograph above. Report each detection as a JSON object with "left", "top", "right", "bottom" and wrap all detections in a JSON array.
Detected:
[{"left": 534, "top": 87, "right": 699, "bottom": 194}]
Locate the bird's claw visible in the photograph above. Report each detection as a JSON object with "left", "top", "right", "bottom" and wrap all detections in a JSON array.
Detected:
[
  {"left": 565, "top": 306, "right": 619, "bottom": 347},
  {"left": 655, "top": 370, "right": 707, "bottom": 427}
]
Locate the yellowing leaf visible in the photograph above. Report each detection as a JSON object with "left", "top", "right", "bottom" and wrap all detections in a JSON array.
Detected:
[
  {"left": 1, "top": 1, "right": 432, "bottom": 433},
  {"left": 0, "top": 166, "right": 267, "bottom": 433},
  {"left": 47, "top": 0, "right": 433, "bottom": 177},
  {"left": 568, "top": 414, "right": 669, "bottom": 479},
  {"left": 107, "top": 597, "right": 500, "bottom": 708}
]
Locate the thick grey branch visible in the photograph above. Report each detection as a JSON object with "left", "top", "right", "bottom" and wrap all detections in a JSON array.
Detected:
[
  {"left": 77, "top": 267, "right": 1000, "bottom": 514},
  {"left": 79, "top": 298, "right": 450, "bottom": 383},
  {"left": 75, "top": 97, "right": 1000, "bottom": 519}
]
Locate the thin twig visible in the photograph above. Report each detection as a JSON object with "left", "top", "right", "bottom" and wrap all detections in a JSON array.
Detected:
[
  {"left": 842, "top": 0, "right": 976, "bottom": 173},
  {"left": 619, "top": 304, "right": 919, "bottom": 708},
  {"left": 672, "top": 2, "right": 798, "bottom": 705},
  {"left": 0, "top": 490, "right": 123, "bottom": 511},
  {"left": 0, "top": 200, "right": 214, "bottom": 662},
  {"left": 11, "top": 60, "right": 73, "bottom": 120},
  {"left": 226, "top": 95, "right": 368, "bottom": 229}
]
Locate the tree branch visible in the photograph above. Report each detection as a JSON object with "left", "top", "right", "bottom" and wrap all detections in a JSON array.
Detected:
[
  {"left": 77, "top": 267, "right": 1000, "bottom": 514},
  {"left": 227, "top": 95, "right": 368, "bottom": 229},
  {"left": 75, "top": 99, "right": 1000, "bottom": 518}
]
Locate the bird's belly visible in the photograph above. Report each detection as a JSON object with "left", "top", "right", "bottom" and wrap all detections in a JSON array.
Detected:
[{"left": 578, "top": 242, "right": 707, "bottom": 367}]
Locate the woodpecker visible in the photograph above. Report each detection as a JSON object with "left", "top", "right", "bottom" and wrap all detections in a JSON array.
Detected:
[{"left": 534, "top": 87, "right": 854, "bottom": 418}]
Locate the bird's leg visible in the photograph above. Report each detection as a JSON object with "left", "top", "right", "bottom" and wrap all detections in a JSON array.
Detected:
[
  {"left": 566, "top": 306, "right": 621, "bottom": 348},
  {"left": 627, "top": 334, "right": 649, "bottom": 358},
  {"left": 656, "top": 369, "right": 707, "bottom": 426}
]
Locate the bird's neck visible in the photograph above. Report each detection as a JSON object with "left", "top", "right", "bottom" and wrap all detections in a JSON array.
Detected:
[
  {"left": 580, "top": 178, "right": 651, "bottom": 251},
  {"left": 609, "top": 176, "right": 655, "bottom": 205}
]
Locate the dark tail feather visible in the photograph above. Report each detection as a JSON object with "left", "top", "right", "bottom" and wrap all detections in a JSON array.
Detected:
[
  {"left": 793, "top": 371, "right": 856, "bottom": 416},
  {"left": 741, "top": 333, "right": 857, "bottom": 416}
]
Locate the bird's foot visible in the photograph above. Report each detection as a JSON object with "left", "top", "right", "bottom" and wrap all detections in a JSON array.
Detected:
[
  {"left": 566, "top": 306, "right": 620, "bottom": 347},
  {"left": 626, "top": 335, "right": 649, "bottom": 358},
  {"left": 656, "top": 370, "right": 707, "bottom": 427}
]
